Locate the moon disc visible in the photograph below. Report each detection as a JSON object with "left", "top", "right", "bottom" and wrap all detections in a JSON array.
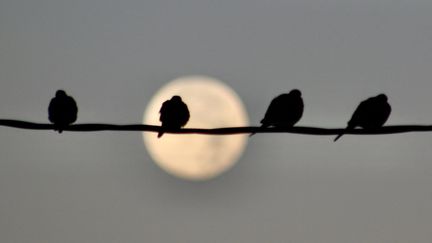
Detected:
[{"left": 143, "top": 76, "right": 249, "bottom": 181}]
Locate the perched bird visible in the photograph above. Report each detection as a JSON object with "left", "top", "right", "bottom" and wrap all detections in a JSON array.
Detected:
[
  {"left": 334, "top": 93, "right": 391, "bottom": 142},
  {"left": 158, "top": 95, "right": 190, "bottom": 138},
  {"left": 252, "top": 89, "right": 304, "bottom": 135},
  {"left": 48, "top": 90, "right": 78, "bottom": 133}
]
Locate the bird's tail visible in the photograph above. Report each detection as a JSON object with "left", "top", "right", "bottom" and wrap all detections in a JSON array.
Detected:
[
  {"left": 250, "top": 124, "right": 266, "bottom": 137},
  {"left": 334, "top": 126, "right": 352, "bottom": 142},
  {"left": 54, "top": 125, "right": 63, "bottom": 134},
  {"left": 333, "top": 132, "right": 344, "bottom": 142},
  {"left": 157, "top": 131, "right": 163, "bottom": 138}
]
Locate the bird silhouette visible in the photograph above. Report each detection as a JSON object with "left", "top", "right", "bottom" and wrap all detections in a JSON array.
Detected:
[
  {"left": 334, "top": 93, "right": 391, "bottom": 142},
  {"left": 252, "top": 89, "right": 304, "bottom": 136},
  {"left": 158, "top": 95, "right": 190, "bottom": 138},
  {"left": 48, "top": 90, "right": 78, "bottom": 133}
]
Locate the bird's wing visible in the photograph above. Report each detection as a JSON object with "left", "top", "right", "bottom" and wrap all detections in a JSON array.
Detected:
[
  {"left": 48, "top": 98, "right": 57, "bottom": 122},
  {"left": 48, "top": 98, "right": 56, "bottom": 113},
  {"left": 289, "top": 95, "right": 304, "bottom": 119},
  {"left": 66, "top": 96, "right": 78, "bottom": 122},
  {"left": 179, "top": 102, "right": 190, "bottom": 125},
  {"left": 274, "top": 94, "right": 303, "bottom": 125},
  {"left": 384, "top": 102, "right": 392, "bottom": 119},
  {"left": 335, "top": 98, "right": 373, "bottom": 142},
  {"left": 372, "top": 100, "right": 392, "bottom": 127},
  {"left": 262, "top": 95, "right": 284, "bottom": 123},
  {"left": 66, "top": 97, "right": 78, "bottom": 113},
  {"left": 159, "top": 100, "right": 171, "bottom": 122},
  {"left": 348, "top": 99, "right": 370, "bottom": 127}
]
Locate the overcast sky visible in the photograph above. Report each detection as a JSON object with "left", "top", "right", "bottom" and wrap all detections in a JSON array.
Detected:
[{"left": 1, "top": 0, "right": 432, "bottom": 242}]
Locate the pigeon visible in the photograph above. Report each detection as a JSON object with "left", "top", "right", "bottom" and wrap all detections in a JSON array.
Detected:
[
  {"left": 158, "top": 95, "right": 190, "bottom": 138},
  {"left": 48, "top": 90, "right": 78, "bottom": 133},
  {"left": 334, "top": 93, "right": 391, "bottom": 142},
  {"left": 252, "top": 89, "right": 304, "bottom": 135}
]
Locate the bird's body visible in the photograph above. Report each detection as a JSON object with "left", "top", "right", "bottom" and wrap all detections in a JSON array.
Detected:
[
  {"left": 334, "top": 94, "right": 391, "bottom": 141},
  {"left": 253, "top": 89, "right": 303, "bottom": 135},
  {"left": 158, "top": 95, "right": 190, "bottom": 138},
  {"left": 48, "top": 90, "right": 78, "bottom": 133}
]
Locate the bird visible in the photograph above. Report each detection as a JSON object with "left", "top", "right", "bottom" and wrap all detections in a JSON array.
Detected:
[
  {"left": 334, "top": 93, "right": 391, "bottom": 142},
  {"left": 252, "top": 89, "right": 304, "bottom": 136},
  {"left": 48, "top": 90, "right": 78, "bottom": 133},
  {"left": 158, "top": 95, "right": 190, "bottom": 138}
]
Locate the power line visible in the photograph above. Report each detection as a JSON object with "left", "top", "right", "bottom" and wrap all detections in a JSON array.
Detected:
[{"left": 1, "top": 119, "right": 431, "bottom": 136}]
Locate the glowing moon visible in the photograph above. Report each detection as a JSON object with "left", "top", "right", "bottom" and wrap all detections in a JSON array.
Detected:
[{"left": 143, "top": 76, "right": 249, "bottom": 181}]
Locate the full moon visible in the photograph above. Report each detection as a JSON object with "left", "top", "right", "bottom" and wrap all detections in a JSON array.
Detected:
[{"left": 143, "top": 76, "right": 249, "bottom": 181}]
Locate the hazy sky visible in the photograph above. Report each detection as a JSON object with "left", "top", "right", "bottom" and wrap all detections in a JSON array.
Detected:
[{"left": 1, "top": 0, "right": 432, "bottom": 242}]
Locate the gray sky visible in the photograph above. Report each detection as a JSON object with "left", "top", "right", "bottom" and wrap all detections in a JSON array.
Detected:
[{"left": 1, "top": 0, "right": 432, "bottom": 242}]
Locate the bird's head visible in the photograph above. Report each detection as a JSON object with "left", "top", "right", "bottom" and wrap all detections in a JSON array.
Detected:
[
  {"left": 289, "top": 89, "right": 302, "bottom": 97},
  {"left": 171, "top": 95, "right": 183, "bottom": 102},
  {"left": 55, "top": 90, "right": 67, "bottom": 97},
  {"left": 376, "top": 93, "right": 388, "bottom": 102}
]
